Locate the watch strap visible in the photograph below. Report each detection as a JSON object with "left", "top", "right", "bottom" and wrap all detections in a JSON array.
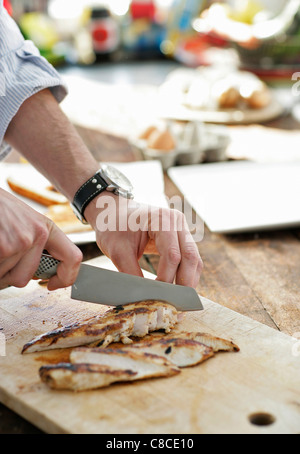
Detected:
[{"left": 73, "top": 172, "right": 108, "bottom": 221}]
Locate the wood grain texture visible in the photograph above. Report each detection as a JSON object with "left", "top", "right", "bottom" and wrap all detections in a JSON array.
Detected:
[
  {"left": 161, "top": 169, "right": 300, "bottom": 337},
  {"left": 0, "top": 263, "right": 299, "bottom": 434},
  {"left": 2, "top": 110, "right": 300, "bottom": 433}
]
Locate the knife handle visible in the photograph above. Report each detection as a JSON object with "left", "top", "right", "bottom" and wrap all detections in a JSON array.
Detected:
[{"left": 34, "top": 253, "right": 60, "bottom": 280}]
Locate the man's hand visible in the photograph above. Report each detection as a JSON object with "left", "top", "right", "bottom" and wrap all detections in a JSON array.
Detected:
[
  {"left": 84, "top": 193, "right": 203, "bottom": 289},
  {"left": 0, "top": 189, "right": 82, "bottom": 291},
  {"left": 4, "top": 89, "right": 203, "bottom": 290}
]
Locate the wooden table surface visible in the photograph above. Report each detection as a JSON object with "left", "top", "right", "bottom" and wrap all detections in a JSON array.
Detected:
[{"left": 1, "top": 74, "right": 300, "bottom": 434}]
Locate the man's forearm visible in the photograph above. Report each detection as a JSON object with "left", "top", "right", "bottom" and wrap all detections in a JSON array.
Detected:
[
  {"left": 4, "top": 89, "right": 99, "bottom": 201},
  {"left": 4, "top": 88, "right": 203, "bottom": 288}
]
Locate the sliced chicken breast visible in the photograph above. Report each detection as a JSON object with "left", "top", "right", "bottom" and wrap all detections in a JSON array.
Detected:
[
  {"left": 40, "top": 347, "right": 181, "bottom": 391},
  {"left": 22, "top": 301, "right": 179, "bottom": 354},
  {"left": 39, "top": 363, "right": 139, "bottom": 392},
  {"left": 167, "top": 332, "right": 240, "bottom": 353},
  {"left": 121, "top": 338, "right": 215, "bottom": 367},
  {"left": 70, "top": 347, "right": 180, "bottom": 379}
]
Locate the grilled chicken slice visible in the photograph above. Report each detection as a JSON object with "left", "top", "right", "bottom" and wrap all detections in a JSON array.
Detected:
[
  {"left": 163, "top": 332, "right": 240, "bottom": 353},
  {"left": 39, "top": 363, "right": 140, "bottom": 391},
  {"left": 121, "top": 338, "right": 214, "bottom": 368},
  {"left": 38, "top": 347, "right": 181, "bottom": 391},
  {"left": 22, "top": 301, "right": 179, "bottom": 354},
  {"left": 70, "top": 347, "right": 180, "bottom": 378}
]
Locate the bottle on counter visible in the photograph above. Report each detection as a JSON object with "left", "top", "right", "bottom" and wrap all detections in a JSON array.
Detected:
[
  {"left": 89, "top": 6, "right": 120, "bottom": 58},
  {"left": 161, "top": 0, "right": 208, "bottom": 57},
  {"left": 3, "top": 0, "right": 12, "bottom": 15},
  {"left": 121, "top": 0, "right": 165, "bottom": 58},
  {"left": 130, "top": 0, "right": 156, "bottom": 20}
]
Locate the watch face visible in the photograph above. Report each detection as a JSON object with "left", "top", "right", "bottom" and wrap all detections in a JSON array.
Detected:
[{"left": 102, "top": 165, "right": 133, "bottom": 192}]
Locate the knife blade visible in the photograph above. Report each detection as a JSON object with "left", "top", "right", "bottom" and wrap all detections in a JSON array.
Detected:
[{"left": 34, "top": 253, "right": 203, "bottom": 312}]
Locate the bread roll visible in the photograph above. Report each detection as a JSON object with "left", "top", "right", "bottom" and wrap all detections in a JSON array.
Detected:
[
  {"left": 45, "top": 204, "right": 93, "bottom": 234},
  {"left": 242, "top": 84, "right": 271, "bottom": 109},
  {"left": 7, "top": 177, "right": 68, "bottom": 206}
]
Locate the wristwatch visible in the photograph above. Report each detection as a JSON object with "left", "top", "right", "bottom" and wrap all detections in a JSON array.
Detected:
[{"left": 71, "top": 164, "right": 134, "bottom": 224}]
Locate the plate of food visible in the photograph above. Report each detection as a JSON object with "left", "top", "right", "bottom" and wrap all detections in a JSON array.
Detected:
[
  {"left": 0, "top": 163, "right": 96, "bottom": 245},
  {"left": 0, "top": 161, "right": 168, "bottom": 245},
  {"left": 158, "top": 66, "right": 284, "bottom": 125}
]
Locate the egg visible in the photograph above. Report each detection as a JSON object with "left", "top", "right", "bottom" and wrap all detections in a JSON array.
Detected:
[
  {"left": 138, "top": 125, "right": 158, "bottom": 141},
  {"left": 147, "top": 129, "right": 176, "bottom": 152}
]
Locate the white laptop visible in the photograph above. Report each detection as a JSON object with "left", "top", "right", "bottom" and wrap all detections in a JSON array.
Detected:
[{"left": 168, "top": 161, "right": 300, "bottom": 234}]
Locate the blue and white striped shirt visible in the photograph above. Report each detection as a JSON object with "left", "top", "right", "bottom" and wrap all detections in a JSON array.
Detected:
[{"left": 0, "top": 1, "right": 67, "bottom": 159}]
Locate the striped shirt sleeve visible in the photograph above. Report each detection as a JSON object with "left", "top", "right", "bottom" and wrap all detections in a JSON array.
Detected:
[{"left": 0, "top": 2, "right": 67, "bottom": 159}]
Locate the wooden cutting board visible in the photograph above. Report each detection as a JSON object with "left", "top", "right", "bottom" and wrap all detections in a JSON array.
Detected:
[{"left": 0, "top": 257, "right": 299, "bottom": 434}]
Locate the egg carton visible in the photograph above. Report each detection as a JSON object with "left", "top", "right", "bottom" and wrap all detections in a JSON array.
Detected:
[{"left": 131, "top": 121, "right": 231, "bottom": 171}]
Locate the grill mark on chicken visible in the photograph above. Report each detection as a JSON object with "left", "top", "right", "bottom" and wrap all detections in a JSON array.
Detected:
[
  {"left": 36, "top": 329, "right": 239, "bottom": 392},
  {"left": 121, "top": 338, "right": 215, "bottom": 367},
  {"left": 70, "top": 347, "right": 180, "bottom": 375},
  {"left": 165, "top": 332, "right": 240, "bottom": 353},
  {"left": 22, "top": 301, "right": 179, "bottom": 354},
  {"left": 39, "top": 348, "right": 181, "bottom": 391},
  {"left": 39, "top": 363, "right": 140, "bottom": 392}
]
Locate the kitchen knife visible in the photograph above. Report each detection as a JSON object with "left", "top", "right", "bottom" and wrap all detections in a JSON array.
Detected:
[{"left": 34, "top": 253, "right": 204, "bottom": 312}]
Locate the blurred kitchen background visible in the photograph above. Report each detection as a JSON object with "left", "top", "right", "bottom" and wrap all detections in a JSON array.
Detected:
[
  {"left": 4, "top": 0, "right": 300, "bottom": 74},
  {"left": 4, "top": 1, "right": 300, "bottom": 236},
  {"left": 4, "top": 0, "right": 300, "bottom": 165}
]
